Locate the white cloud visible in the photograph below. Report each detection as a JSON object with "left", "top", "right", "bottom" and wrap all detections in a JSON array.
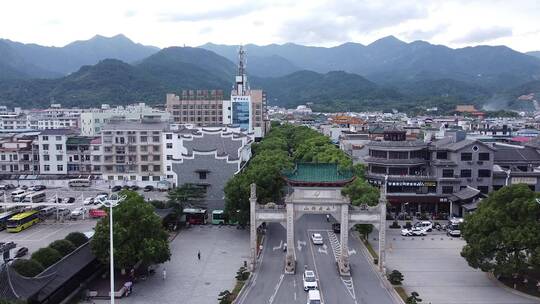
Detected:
[{"left": 0, "top": 0, "right": 538, "bottom": 52}]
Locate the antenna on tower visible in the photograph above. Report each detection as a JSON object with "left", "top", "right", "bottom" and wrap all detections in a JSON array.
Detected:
[{"left": 234, "top": 45, "right": 249, "bottom": 95}]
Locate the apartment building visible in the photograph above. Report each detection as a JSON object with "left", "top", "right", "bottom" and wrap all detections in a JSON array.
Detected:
[
  {"left": 66, "top": 136, "right": 98, "bottom": 176},
  {"left": 37, "top": 129, "right": 79, "bottom": 175},
  {"left": 80, "top": 103, "right": 171, "bottom": 136},
  {"left": 98, "top": 119, "right": 169, "bottom": 185},
  {"left": 0, "top": 134, "right": 39, "bottom": 176},
  {"left": 166, "top": 90, "right": 224, "bottom": 125},
  {"left": 0, "top": 113, "right": 29, "bottom": 131}
]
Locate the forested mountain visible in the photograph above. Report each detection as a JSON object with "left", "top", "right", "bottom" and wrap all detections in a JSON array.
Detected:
[
  {"left": 202, "top": 37, "right": 540, "bottom": 89},
  {"left": 0, "top": 34, "right": 159, "bottom": 78},
  {"left": 527, "top": 51, "right": 540, "bottom": 59}
]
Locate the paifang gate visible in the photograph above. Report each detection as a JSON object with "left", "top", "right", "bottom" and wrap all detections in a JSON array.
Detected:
[{"left": 249, "top": 163, "right": 387, "bottom": 276}]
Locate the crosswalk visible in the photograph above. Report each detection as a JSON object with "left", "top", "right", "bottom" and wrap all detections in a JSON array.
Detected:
[{"left": 327, "top": 231, "right": 357, "bottom": 301}]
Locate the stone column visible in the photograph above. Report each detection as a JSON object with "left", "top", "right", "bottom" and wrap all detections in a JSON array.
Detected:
[
  {"left": 249, "top": 183, "right": 257, "bottom": 271},
  {"left": 338, "top": 203, "right": 350, "bottom": 276},
  {"left": 284, "top": 201, "right": 296, "bottom": 274},
  {"left": 378, "top": 178, "right": 388, "bottom": 273}
]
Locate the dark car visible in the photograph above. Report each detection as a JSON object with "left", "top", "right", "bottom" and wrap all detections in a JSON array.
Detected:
[
  {"left": 122, "top": 185, "right": 130, "bottom": 190},
  {"left": 97, "top": 192, "right": 108, "bottom": 196},
  {"left": 35, "top": 185, "right": 46, "bottom": 191},
  {"left": 65, "top": 197, "right": 76, "bottom": 204},
  {"left": 143, "top": 185, "right": 154, "bottom": 192},
  {"left": 111, "top": 185, "right": 122, "bottom": 192},
  {"left": 332, "top": 223, "right": 341, "bottom": 234},
  {"left": 129, "top": 185, "right": 139, "bottom": 191},
  {"left": 15, "top": 247, "right": 28, "bottom": 258}
]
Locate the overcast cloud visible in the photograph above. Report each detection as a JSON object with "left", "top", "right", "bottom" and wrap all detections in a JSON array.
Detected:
[{"left": 0, "top": 0, "right": 538, "bottom": 52}]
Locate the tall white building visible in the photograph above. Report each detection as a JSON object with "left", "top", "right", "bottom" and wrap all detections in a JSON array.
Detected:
[{"left": 37, "top": 129, "right": 78, "bottom": 175}]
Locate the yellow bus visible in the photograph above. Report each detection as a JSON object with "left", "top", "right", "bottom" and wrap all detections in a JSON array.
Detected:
[{"left": 6, "top": 210, "right": 41, "bottom": 233}]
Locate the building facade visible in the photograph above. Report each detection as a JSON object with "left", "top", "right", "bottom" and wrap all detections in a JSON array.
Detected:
[
  {"left": 166, "top": 90, "right": 224, "bottom": 125},
  {"left": 37, "top": 129, "right": 78, "bottom": 175}
]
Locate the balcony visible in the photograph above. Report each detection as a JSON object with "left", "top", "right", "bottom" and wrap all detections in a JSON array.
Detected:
[
  {"left": 365, "top": 156, "right": 427, "bottom": 166},
  {"left": 366, "top": 172, "right": 435, "bottom": 181}
]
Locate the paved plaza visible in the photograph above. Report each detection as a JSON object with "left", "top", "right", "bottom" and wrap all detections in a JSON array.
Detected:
[
  {"left": 371, "top": 225, "right": 536, "bottom": 304},
  {"left": 112, "top": 224, "right": 249, "bottom": 304}
]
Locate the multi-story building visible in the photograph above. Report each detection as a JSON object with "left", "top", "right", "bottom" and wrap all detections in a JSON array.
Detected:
[
  {"left": 166, "top": 90, "right": 224, "bottom": 125},
  {"left": 163, "top": 125, "right": 252, "bottom": 209},
  {"left": 365, "top": 128, "right": 494, "bottom": 216},
  {"left": 66, "top": 136, "right": 98, "bottom": 176},
  {"left": 37, "top": 129, "right": 78, "bottom": 175},
  {"left": 0, "top": 112, "right": 29, "bottom": 131},
  {"left": 98, "top": 119, "right": 169, "bottom": 185},
  {"left": 80, "top": 103, "right": 171, "bottom": 136},
  {"left": 0, "top": 134, "right": 39, "bottom": 176}
]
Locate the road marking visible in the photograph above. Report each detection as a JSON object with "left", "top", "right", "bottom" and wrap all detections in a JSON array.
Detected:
[
  {"left": 273, "top": 240, "right": 283, "bottom": 251},
  {"left": 297, "top": 240, "right": 306, "bottom": 251},
  {"left": 318, "top": 246, "right": 328, "bottom": 254},
  {"left": 327, "top": 231, "right": 357, "bottom": 300},
  {"left": 308, "top": 231, "right": 326, "bottom": 304},
  {"left": 268, "top": 274, "right": 284, "bottom": 304},
  {"left": 348, "top": 249, "right": 357, "bottom": 255}
]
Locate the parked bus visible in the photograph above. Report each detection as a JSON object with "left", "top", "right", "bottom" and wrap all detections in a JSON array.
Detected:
[
  {"left": 23, "top": 191, "right": 46, "bottom": 204},
  {"left": 183, "top": 208, "right": 208, "bottom": 225},
  {"left": 0, "top": 210, "right": 18, "bottom": 231},
  {"left": 211, "top": 210, "right": 225, "bottom": 225},
  {"left": 68, "top": 179, "right": 91, "bottom": 187},
  {"left": 39, "top": 206, "right": 57, "bottom": 217},
  {"left": 6, "top": 210, "right": 41, "bottom": 232},
  {"left": 11, "top": 192, "right": 29, "bottom": 203}
]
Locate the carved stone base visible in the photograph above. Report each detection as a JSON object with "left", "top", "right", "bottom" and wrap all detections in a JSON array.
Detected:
[
  {"left": 338, "top": 255, "right": 351, "bottom": 276},
  {"left": 284, "top": 254, "right": 296, "bottom": 274}
]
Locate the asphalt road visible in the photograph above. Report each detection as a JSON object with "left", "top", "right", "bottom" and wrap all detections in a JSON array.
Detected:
[{"left": 238, "top": 214, "right": 397, "bottom": 304}]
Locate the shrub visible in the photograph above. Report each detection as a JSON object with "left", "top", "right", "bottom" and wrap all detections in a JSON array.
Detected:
[
  {"left": 218, "top": 290, "right": 232, "bottom": 304},
  {"left": 235, "top": 266, "right": 249, "bottom": 281},
  {"left": 65, "top": 232, "right": 89, "bottom": 247},
  {"left": 31, "top": 247, "right": 62, "bottom": 269},
  {"left": 388, "top": 270, "right": 404, "bottom": 285},
  {"left": 49, "top": 239, "right": 76, "bottom": 256},
  {"left": 389, "top": 221, "right": 401, "bottom": 229},
  {"left": 12, "top": 259, "right": 44, "bottom": 277},
  {"left": 404, "top": 222, "right": 412, "bottom": 229},
  {"left": 150, "top": 200, "right": 168, "bottom": 209},
  {"left": 406, "top": 291, "right": 422, "bottom": 304},
  {"left": 386, "top": 214, "right": 395, "bottom": 220}
]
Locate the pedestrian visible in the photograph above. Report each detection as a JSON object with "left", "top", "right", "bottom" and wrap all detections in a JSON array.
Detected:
[
  {"left": 162, "top": 268, "right": 166, "bottom": 280},
  {"left": 197, "top": 250, "right": 201, "bottom": 260},
  {"left": 326, "top": 214, "right": 330, "bottom": 222}
]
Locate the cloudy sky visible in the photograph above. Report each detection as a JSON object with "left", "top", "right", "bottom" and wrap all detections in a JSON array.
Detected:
[{"left": 1, "top": 0, "right": 539, "bottom": 52}]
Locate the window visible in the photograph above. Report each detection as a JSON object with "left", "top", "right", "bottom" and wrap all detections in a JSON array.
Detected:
[
  {"left": 442, "top": 186, "right": 454, "bottom": 194},
  {"left": 43, "top": 155, "right": 50, "bottom": 161},
  {"left": 152, "top": 176, "right": 160, "bottom": 181},
  {"left": 166, "top": 134, "right": 172, "bottom": 140},
  {"left": 166, "top": 155, "right": 172, "bottom": 160},
  {"left": 153, "top": 146, "right": 160, "bottom": 152},
  {"left": 129, "top": 146, "right": 137, "bottom": 153},
  {"left": 152, "top": 136, "right": 160, "bottom": 142},
  {"left": 436, "top": 151, "right": 447, "bottom": 160},
  {"left": 141, "top": 155, "right": 148, "bottom": 161},
  {"left": 42, "top": 136, "right": 49, "bottom": 141},
  {"left": 153, "top": 165, "right": 161, "bottom": 172},
  {"left": 479, "top": 153, "right": 490, "bottom": 161},
  {"left": 141, "top": 165, "right": 148, "bottom": 171},
  {"left": 166, "top": 143, "right": 173, "bottom": 149},
  {"left": 142, "top": 176, "right": 149, "bottom": 181},
  {"left": 55, "top": 136, "right": 61, "bottom": 141},
  {"left": 140, "top": 136, "right": 148, "bottom": 142},
  {"left": 153, "top": 155, "right": 160, "bottom": 161},
  {"left": 57, "top": 165, "right": 63, "bottom": 171},
  {"left": 199, "top": 171, "right": 207, "bottom": 179},
  {"left": 42, "top": 144, "right": 49, "bottom": 150},
  {"left": 55, "top": 144, "right": 62, "bottom": 150},
  {"left": 461, "top": 153, "right": 472, "bottom": 161},
  {"left": 478, "top": 186, "right": 489, "bottom": 194},
  {"left": 442, "top": 169, "right": 454, "bottom": 178},
  {"left": 478, "top": 169, "right": 491, "bottom": 177},
  {"left": 460, "top": 169, "right": 472, "bottom": 178},
  {"left": 56, "top": 155, "right": 63, "bottom": 161},
  {"left": 44, "top": 165, "right": 50, "bottom": 171},
  {"left": 140, "top": 146, "right": 148, "bottom": 152},
  {"left": 167, "top": 166, "right": 171, "bottom": 171}
]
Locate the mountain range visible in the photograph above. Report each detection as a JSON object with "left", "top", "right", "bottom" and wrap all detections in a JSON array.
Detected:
[{"left": 1, "top": 34, "right": 540, "bottom": 112}]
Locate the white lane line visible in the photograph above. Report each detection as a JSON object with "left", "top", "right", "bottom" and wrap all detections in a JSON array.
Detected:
[
  {"left": 268, "top": 274, "right": 284, "bottom": 304},
  {"left": 308, "top": 231, "right": 326, "bottom": 304},
  {"left": 273, "top": 240, "right": 283, "bottom": 251},
  {"left": 236, "top": 230, "right": 268, "bottom": 304}
]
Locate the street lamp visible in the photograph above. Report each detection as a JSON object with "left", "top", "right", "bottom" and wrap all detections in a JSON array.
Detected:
[{"left": 98, "top": 192, "right": 125, "bottom": 304}]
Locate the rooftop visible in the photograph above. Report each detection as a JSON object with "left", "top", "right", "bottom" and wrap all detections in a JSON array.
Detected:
[
  {"left": 282, "top": 163, "right": 355, "bottom": 186},
  {"left": 102, "top": 120, "right": 169, "bottom": 131}
]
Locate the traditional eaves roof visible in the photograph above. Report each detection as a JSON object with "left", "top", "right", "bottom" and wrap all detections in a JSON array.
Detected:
[
  {"left": 494, "top": 147, "right": 540, "bottom": 162},
  {"left": 282, "top": 163, "right": 355, "bottom": 185}
]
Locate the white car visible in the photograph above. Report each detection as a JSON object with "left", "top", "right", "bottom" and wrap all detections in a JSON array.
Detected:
[
  {"left": 303, "top": 270, "right": 318, "bottom": 291},
  {"left": 311, "top": 233, "right": 324, "bottom": 245},
  {"left": 70, "top": 207, "right": 86, "bottom": 218},
  {"left": 401, "top": 227, "right": 427, "bottom": 236},
  {"left": 307, "top": 289, "right": 322, "bottom": 304},
  {"left": 83, "top": 197, "right": 94, "bottom": 205},
  {"left": 414, "top": 221, "right": 433, "bottom": 232},
  {"left": 94, "top": 194, "right": 108, "bottom": 205}
]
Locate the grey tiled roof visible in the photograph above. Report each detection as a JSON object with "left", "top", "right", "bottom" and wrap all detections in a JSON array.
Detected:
[
  {"left": 434, "top": 138, "right": 494, "bottom": 151},
  {"left": 102, "top": 120, "right": 169, "bottom": 131},
  {"left": 367, "top": 140, "right": 428, "bottom": 148},
  {"left": 182, "top": 132, "right": 245, "bottom": 161},
  {"left": 453, "top": 186, "right": 480, "bottom": 200},
  {"left": 494, "top": 147, "right": 540, "bottom": 162}
]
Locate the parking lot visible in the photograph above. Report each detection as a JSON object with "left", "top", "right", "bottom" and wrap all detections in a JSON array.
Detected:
[
  {"left": 370, "top": 224, "right": 537, "bottom": 304},
  {"left": 0, "top": 181, "right": 169, "bottom": 258}
]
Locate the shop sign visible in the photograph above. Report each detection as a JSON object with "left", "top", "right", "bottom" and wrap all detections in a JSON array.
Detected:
[{"left": 511, "top": 177, "right": 537, "bottom": 185}]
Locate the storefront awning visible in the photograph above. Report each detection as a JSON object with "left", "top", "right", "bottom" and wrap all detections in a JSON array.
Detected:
[{"left": 462, "top": 200, "right": 479, "bottom": 211}]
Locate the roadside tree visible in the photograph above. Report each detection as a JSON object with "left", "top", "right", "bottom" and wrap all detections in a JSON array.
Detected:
[
  {"left": 341, "top": 178, "right": 380, "bottom": 206},
  {"left": 65, "top": 232, "right": 89, "bottom": 247},
  {"left": 461, "top": 184, "right": 540, "bottom": 278},
  {"left": 49, "top": 239, "right": 76, "bottom": 256},
  {"left": 12, "top": 259, "right": 44, "bottom": 277},
  {"left": 31, "top": 247, "right": 62, "bottom": 269},
  {"left": 91, "top": 192, "right": 171, "bottom": 271}
]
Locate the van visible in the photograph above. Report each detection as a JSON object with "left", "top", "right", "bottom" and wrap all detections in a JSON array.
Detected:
[
  {"left": 11, "top": 189, "right": 25, "bottom": 197},
  {"left": 447, "top": 217, "right": 464, "bottom": 237},
  {"left": 39, "top": 206, "right": 57, "bottom": 217},
  {"left": 307, "top": 290, "right": 322, "bottom": 304}
]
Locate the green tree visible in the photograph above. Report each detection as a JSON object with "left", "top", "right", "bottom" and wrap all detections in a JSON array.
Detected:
[
  {"left": 64, "top": 232, "right": 89, "bottom": 247},
  {"left": 49, "top": 239, "right": 76, "bottom": 256},
  {"left": 167, "top": 184, "right": 206, "bottom": 212},
  {"left": 91, "top": 192, "right": 171, "bottom": 270},
  {"left": 461, "top": 184, "right": 540, "bottom": 278},
  {"left": 341, "top": 178, "right": 380, "bottom": 206},
  {"left": 387, "top": 269, "right": 404, "bottom": 285},
  {"left": 31, "top": 247, "right": 62, "bottom": 269},
  {"left": 356, "top": 224, "right": 373, "bottom": 240},
  {"left": 218, "top": 290, "right": 232, "bottom": 304},
  {"left": 406, "top": 291, "right": 422, "bottom": 304},
  {"left": 11, "top": 259, "right": 44, "bottom": 277}
]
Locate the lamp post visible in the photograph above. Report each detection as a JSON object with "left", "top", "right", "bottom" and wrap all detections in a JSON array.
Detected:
[{"left": 109, "top": 196, "right": 114, "bottom": 304}]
